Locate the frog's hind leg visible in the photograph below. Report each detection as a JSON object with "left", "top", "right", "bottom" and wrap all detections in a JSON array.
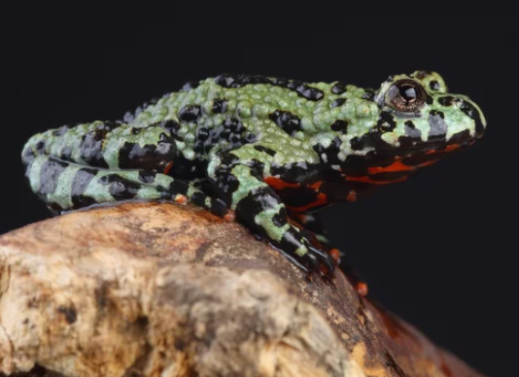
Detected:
[
  {"left": 21, "top": 120, "right": 177, "bottom": 173},
  {"left": 24, "top": 155, "right": 230, "bottom": 217}
]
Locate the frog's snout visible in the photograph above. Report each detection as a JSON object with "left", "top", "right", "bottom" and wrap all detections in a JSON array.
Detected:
[{"left": 436, "top": 94, "right": 486, "bottom": 143}]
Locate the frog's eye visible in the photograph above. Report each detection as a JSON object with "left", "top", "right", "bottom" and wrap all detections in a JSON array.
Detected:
[{"left": 386, "top": 79, "right": 426, "bottom": 113}]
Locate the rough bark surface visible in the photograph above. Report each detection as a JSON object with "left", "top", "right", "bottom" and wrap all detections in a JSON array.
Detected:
[{"left": 0, "top": 202, "right": 484, "bottom": 377}]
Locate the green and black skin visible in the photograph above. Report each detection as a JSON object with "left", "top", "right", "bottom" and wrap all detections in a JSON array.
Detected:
[{"left": 22, "top": 71, "right": 486, "bottom": 276}]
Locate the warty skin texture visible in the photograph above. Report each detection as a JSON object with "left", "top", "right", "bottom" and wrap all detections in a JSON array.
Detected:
[{"left": 22, "top": 71, "right": 486, "bottom": 276}]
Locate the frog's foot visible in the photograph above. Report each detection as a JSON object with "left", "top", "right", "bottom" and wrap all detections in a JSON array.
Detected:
[
  {"left": 208, "top": 147, "right": 338, "bottom": 278},
  {"left": 266, "top": 225, "right": 335, "bottom": 277}
]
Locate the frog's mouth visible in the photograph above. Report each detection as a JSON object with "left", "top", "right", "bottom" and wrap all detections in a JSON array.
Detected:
[{"left": 342, "top": 130, "right": 479, "bottom": 185}]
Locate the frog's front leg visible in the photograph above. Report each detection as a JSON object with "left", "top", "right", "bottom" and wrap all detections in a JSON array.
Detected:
[{"left": 208, "top": 146, "right": 336, "bottom": 276}]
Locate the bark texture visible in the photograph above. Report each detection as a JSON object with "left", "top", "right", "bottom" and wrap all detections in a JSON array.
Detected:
[{"left": 0, "top": 202, "right": 484, "bottom": 377}]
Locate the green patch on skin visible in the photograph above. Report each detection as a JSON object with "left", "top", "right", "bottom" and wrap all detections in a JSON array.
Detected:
[
  {"left": 27, "top": 155, "right": 46, "bottom": 193},
  {"left": 46, "top": 164, "right": 81, "bottom": 209},
  {"left": 230, "top": 164, "right": 268, "bottom": 211},
  {"left": 254, "top": 204, "right": 291, "bottom": 243}
]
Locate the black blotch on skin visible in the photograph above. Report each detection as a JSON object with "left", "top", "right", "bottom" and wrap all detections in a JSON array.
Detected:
[
  {"left": 349, "top": 129, "right": 390, "bottom": 152},
  {"left": 80, "top": 130, "right": 109, "bottom": 168},
  {"left": 331, "top": 120, "right": 348, "bottom": 133},
  {"left": 331, "top": 82, "right": 346, "bottom": 94},
  {"left": 22, "top": 141, "right": 46, "bottom": 165},
  {"left": 271, "top": 161, "right": 321, "bottom": 184},
  {"left": 138, "top": 171, "right": 156, "bottom": 184},
  {"left": 168, "top": 154, "right": 206, "bottom": 179},
  {"left": 449, "top": 130, "right": 471, "bottom": 144},
  {"left": 254, "top": 145, "right": 276, "bottom": 156},
  {"left": 118, "top": 133, "right": 176, "bottom": 171},
  {"left": 190, "top": 192, "right": 207, "bottom": 207},
  {"left": 165, "top": 179, "right": 189, "bottom": 196},
  {"left": 61, "top": 146, "right": 73, "bottom": 162},
  {"left": 289, "top": 81, "right": 324, "bottom": 101},
  {"left": 312, "top": 137, "right": 343, "bottom": 166},
  {"left": 131, "top": 128, "right": 143, "bottom": 135},
  {"left": 71, "top": 167, "right": 98, "bottom": 208},
  {"left": 269, "top": 110, "right": 302, "bottom": 135},
  {"left": 404, "top": 121, "right": 421, "bottom": 138},
  {"left": 331, "top": 99, "right": 346, "bottom": 108},
  {"left": 58, "top": 306, "right": 77, "bottom": 324},
  {"left": 428, "top": 110, "right": 447, "bottom": 140},
  {"left": 35, "top": 141, "right": 45, "bottom": 153},
  {"left": 160, "top": 120, "right": 182, "bottom": 141},
  {"left": 377, "top": 111, "right": 397, "bottom": 132},
  {"left": 429, "top": 80, "right": 441, "bottom": 91},
  {"left": 194, "top": 118, "right": 247, "bottom": 154},
  {"left": 339, "top": 155, "right": 369, "bottom": 176},
  {"left": 245, "top": 132, "right": 258, "bottom": 143},
  {"left": 276, "top": 186, "right": 319, "bottom": 209},
  {"left": 209, "top": 154, "right": 241, "bottom": 204},
  {"left": 426, "top": 95, "right": 434, "bottom": 105},
  {"left": 272, "top": 207, "right": 288, "bottom": 227},
  {"left": 39, "top": 158, "right": 68, "bottom": 195},
  {"left": 99, "top": 174, "right": 141, "bottom": 201},
  {"left": 234, "top": 187, "right": 285, "bottom": 236},
  {"left": 460, "top": 100, "right": 485, "bottom": 135},
  {"left": 215, "top": 74, "right": 324, "bottom": 101},
  {"left": 178, "top": 105, "right": 202, "bottom": 122},
  {"left": 209, "top": 197, "right": 230, "bottom": 217},
  {"left": 248, "top": 159, "right": 266, "bottom": 180},
  {"left": 438, "top": 96, "right": 456, "bottom": 107},
  {"left": 214, "top": 74, "right": 271, "bottom": 88},
  {"left": 196, "top": 127, "right": 210, "bottom": 142},
  {"left": 212, "top": 99, "right": 228, "bottom": 114}
]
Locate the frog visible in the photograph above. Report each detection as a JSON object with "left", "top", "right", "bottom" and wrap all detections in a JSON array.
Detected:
[{"left": 21, "top": 71, "right": 486, "bottom": 277}]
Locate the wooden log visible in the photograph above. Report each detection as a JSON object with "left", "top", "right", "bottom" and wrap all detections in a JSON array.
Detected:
[{"left": 0, "top": 202, "right": 484, "bottom": 377}]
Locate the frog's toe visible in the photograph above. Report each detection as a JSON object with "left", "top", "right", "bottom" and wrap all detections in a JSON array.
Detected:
[{"left": 305, "top": 244, "right": 337, "bottom": 277}]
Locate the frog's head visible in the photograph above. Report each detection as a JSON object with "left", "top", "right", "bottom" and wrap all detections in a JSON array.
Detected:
[{"left": 339, "top": 70, "right": 486, "bottom": 187}]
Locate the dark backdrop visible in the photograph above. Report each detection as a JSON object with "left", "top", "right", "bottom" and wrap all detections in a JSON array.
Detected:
[{"left": 2, "top": 6, "right": 517, "bottom": 377}]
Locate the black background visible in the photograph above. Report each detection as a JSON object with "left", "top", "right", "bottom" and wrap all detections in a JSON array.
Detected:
[{"left": 2, "top": 6, "right": 517, "bottom": 377}]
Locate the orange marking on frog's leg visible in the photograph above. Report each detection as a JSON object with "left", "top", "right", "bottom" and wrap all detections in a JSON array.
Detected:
[
  {"left": 329, "top": 248, "right": 341, "bottom": 263},
  {"left": 224, "top": 211, "right": 236, "bottom": 222},
  {"left": 356, "top": 282, "right": 369, "bottom": 297},
  {"left": 367, "top": 160, "right": 415, "bottom": 175},
  {"left": 419, "top": 160, "right": 439, "bottom": 168},
  {"left": 163, "top": 161, "right": 174, "bottom": 175},
  {"left": 286, "top": 192, "right": 328, "bottom": 212},
  {"left": 346, "top": 190, "right": 357, "bottom": 202},
  {"left": 445, "top": 143, "right": 461, "bottom": 152},
  {"left": 309, "top": 180, "right": 323, "bottom": 190},
  {"left": 263, "top": 176, "right": 300, "bottom": 190},
  {"left": 174, "top": 194, "right": 188, "bottom": 205}
]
